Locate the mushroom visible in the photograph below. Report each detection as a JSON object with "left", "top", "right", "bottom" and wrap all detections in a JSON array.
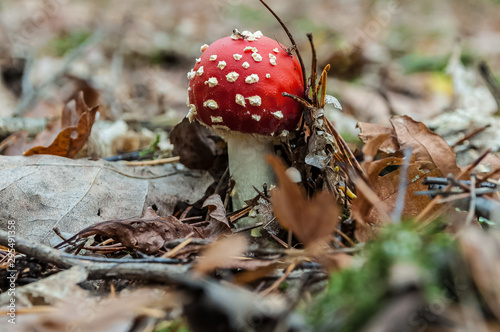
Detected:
[{"left": 186, "top": 29, "right": 305, "bottom": 219}]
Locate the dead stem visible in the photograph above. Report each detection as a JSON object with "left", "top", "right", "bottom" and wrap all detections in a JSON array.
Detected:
[
  {"left": 317, "top": 64, "right": 330, "bottom": 108},
  {"left": 325, "top": 117, "right": 364, "bottom": 175},
  {"left": 307, "top": 33, "right": 318, "bottom": 105},
  {"left": 259, "top": 0, "right": 307, "bottom": 94}
]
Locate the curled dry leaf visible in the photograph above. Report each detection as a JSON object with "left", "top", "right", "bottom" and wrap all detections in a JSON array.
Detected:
[
  {"left": 202, "top": 194, "right": 230, "bottom": 228},
  {"left": 193, "top": 234, "right": 248, "bottom": 276},
  {"left": 358, "top": 116, "right": 461, "bottom": 178},
  {"left": 170, "top": 117, "right": 225, "bottom": 170},
  {"left": 357, "top": 122, "right": 399, "bottom": 154},
  {"left": 267, "top": 155, "right": 339, "bottom": 246},
  {"left": 389, "top": 116, "right": 461, "bottom": 177},
  {"left": 64, "top": 195, "right": 232, "bottom": 254},
  {"left": 24, "top": 91, "right": 99, "bottom": 158},
  {"left": 352, "top": 134, "right": 446, "bottom": 242},
  {"left": 68, "top": 213, "right": 194, "bottom": 255}
]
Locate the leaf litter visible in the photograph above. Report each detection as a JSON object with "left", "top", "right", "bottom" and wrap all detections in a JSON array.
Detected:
[{"left": 2, "top": 0, "right": 500, "bottom": 331}]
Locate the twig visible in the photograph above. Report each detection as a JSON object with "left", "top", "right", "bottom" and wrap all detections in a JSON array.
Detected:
[
  {"left": 452, "top": 125, "right": 491, "bottom": 148},
  {"left": 233, "top": 222, "right": 264, "bottom": 233},
  {"left": 164, "top": 238, "right": 210, "bottom": 248},
  {"left": 123, "top": 156, "right": 180, "bottom": 166},
  {"left": 258, "top": 0, "right": 307, "bottom": 93},
  {"left": 325, "top": 117, "right": 364, "bottom": 176},
  {"left": 422, "top": 176, "right": 497, "bottom": 189},
  {"left": 465, "top": 174, "right": 477, "bottom": 226},
  {"left": 307, "top": 33, "right": 318, "bottom": 105},
  {"left": 0, "top": 230, "right": 189, "bottom": 282},
  {"left": 162, "top": 238, "right": 193, "bottom": 258},
  {"left": 60, "top": 253, "right": 186, "bottom": 264},
  {"left": 260, "top": 261, "right": 298, "bottom": 296},
  {"left": 416, "top": 149, "right": 492, "bottom": 225}
]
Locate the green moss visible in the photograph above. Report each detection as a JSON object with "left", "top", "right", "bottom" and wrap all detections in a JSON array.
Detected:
[{"left": 306, "top": 222, "right": 457, "bottom": 331}]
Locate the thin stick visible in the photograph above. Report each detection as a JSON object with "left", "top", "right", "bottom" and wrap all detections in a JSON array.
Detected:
[
  {"left": 260, "top": 261, "right": 297, "bottom": 296},
  {"left": 307, "top": 33, "right": 318, "bottom": 105},
  {"left": 465, "top": 174, "right": 477, "bottom": 226},
  {"left": 334, "top": 228, "right": 356, "bottom": 247},
  {"left": 282, "top": 92, "right": 313, "bottom": 109},
  {"left": 391, "top": 148, "right": 412, "bottom": 223},
  {"left": 162, "top": 238, "right": 193, "bottom": 258},
  {"left": 0, "top": 230, "right": 189, "bottom": 282},
  {"left": 325, "top": 117, "right": 364, "bottom": 175},
  {"left": 259, "top": 0, "right": 307, "bottom": 93},
  {"left": 123, "top": 156, "right": 180, "bottom": 166},
  {"left": 452, "top": 125, "right": 491, "bottom": 148},
  {"left": 416, "top": 148, "right": 492, "bottom": 223}
]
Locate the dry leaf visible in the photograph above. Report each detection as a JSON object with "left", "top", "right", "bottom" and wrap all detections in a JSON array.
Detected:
[
  {"left": 352, "top": 133, "right": 446, "bottom": 241},
  {"left": 357, "top": 122, "right": 399, "bottom": 154},
  {"left": 389, "top": 116, "right": 461, "bottom": 177},
  {"left": 65, "top": 203, "right": 232, "bottom": 255},
  {"left": 24, "top": 91, "right": 98, "bottom": 158},
  {"left": 361, "top": 133, "right": 392, "bottom": 163},
  {"left": 193, "top": 234, "right": 248, "bottom": 275},
  {"left": 267, "top": 155, "right": 339, "bottom": 246},
  {"left": 0, "top": 155, "right": 214, "bottom": 245},
  {"left": 202, "top": 194, "right": 230, "bottom": 228},
  {"left": 68, "top": 213, "right": 195, "bottom": 255},
  {"left": 170, "top": 117, "right": 225, "bottom": 170}
]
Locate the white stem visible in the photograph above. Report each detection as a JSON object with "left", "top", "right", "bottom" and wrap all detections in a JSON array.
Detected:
[{"left": 227, "top": 136, "right": 274, "bottom": 213}]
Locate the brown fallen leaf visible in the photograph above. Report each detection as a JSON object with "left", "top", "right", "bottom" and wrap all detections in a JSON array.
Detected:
[
  {"left": 389, "top": 115, "right": 461, "bottom": 177},
  {"left": 62, "top": 195, "right": 232, "bottom": 255},
  {"left": 267, "top": 155, "right": 339, "bottom": 247},
  {"left": 193, "top": 234, "right": 248, "bottom": 275},
  {"left": 24, "top": 91, "right": 98, "bottom": 158},
  {"left": 170, "top": 117, "right": 225, "bottom": 170},
  {"left": 352, "top": 134, "right": 439, "bottom": 241},
  {"left": 353, "top": 129, "right": 463, "bottom": 242},
  {"left": 357, "top": 121, "right": 399, "bottom": 154},
  {"left": 361, "top": 133, "right": 392, "bottom": 163},
  {"left": 67, "top": 214, "right": 195, "bottom": 255},
  {"left": 202, "top": 194, "right": 230, "bottom": 228}
]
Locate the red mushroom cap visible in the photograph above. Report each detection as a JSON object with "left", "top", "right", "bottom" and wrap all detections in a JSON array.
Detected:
[{"left": 186, "top": 30, "right": 305, "bottom": 136}]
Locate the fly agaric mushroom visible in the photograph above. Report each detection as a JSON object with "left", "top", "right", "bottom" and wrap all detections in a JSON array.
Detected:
[{"left": 186, "top": 29, "right": 304, "bottom": 215}]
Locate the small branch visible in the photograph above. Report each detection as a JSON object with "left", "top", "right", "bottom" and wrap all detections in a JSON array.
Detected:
[
  {"left": 259, "top": 0, "right": 307, "bottom": 94},
  {"left": 0, "top": 230, "right": 188, "bottom": 283},
  {"left": 307, "top": 33, "right": 318, "bottom": 105},
  {"left": 324, "top": 117, "right": 364, "bottom": 176},
  {"left": 391, "top": 148, "right": 412, "bottom": 223},
  {"left": 282, "top": 92, "right": 313, "bottom": 109},
  {"left": 452, "top": 124, "right": 491, "bottom": 148}
]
